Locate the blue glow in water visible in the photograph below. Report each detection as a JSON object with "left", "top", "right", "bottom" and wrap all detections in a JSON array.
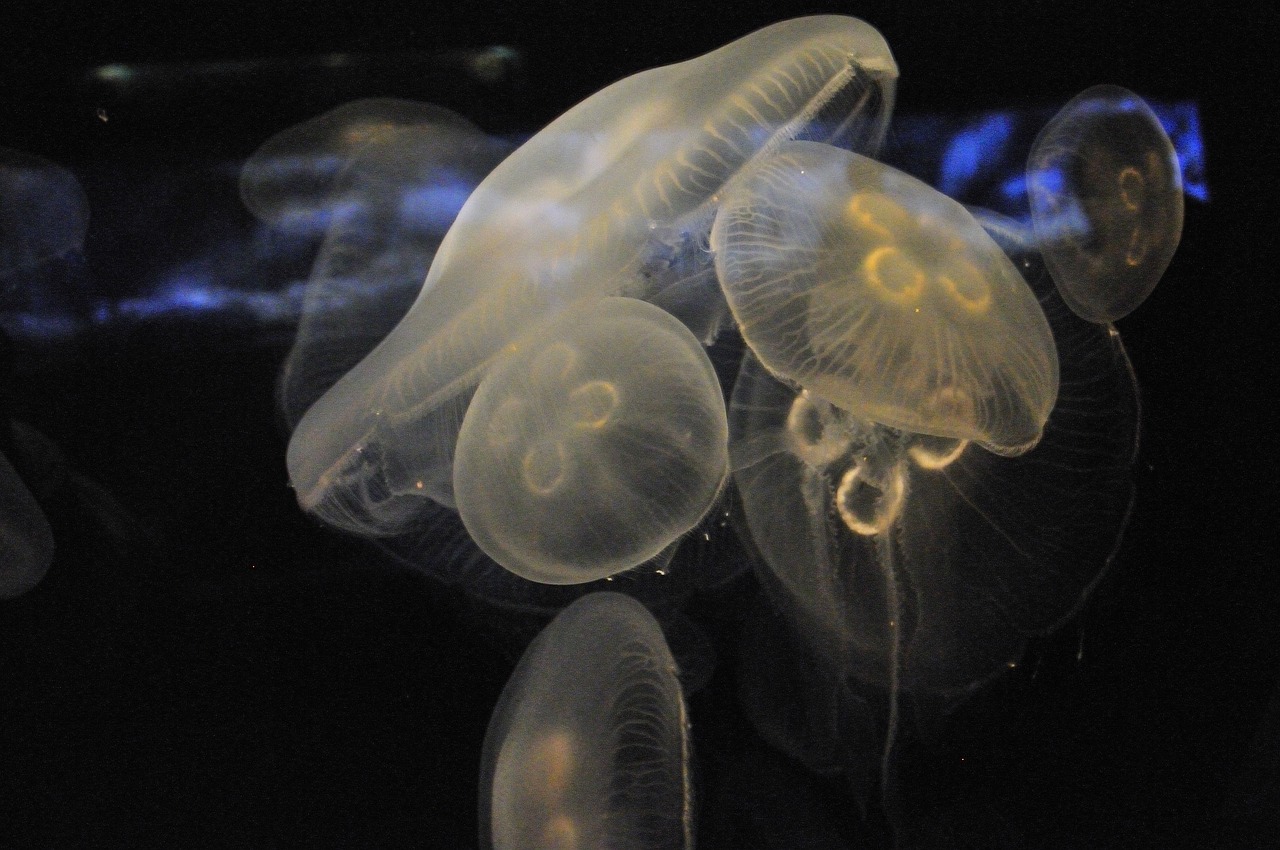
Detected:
[
  {"left": 937, "top": 112, "right": 1015, "bottom": 198},
  {"left": 2, "top": 102, "right": 1207, "bottom": 346},
  {"left": 1155, "top": 101, "right": 1207, "bottom": 201},
  {"left": 397, "top": 178, "right": 473, "bottom": 230}
]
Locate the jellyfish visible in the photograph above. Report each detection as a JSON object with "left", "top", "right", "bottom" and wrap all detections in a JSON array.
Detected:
[
  {"left": 0, "top": 148, "right": 89, "bottom": 280},
  {"left": 718, "top": 143, "right": 1138, "bottom": 800},
  {"left": 245, "top": 100, "right": 513, "bottom": 427},
  {"left": 0, "top": 450, "right": 55, "bottom": 599},
  {"left": 479, "top": 592, "right": 693, "bottom": 850},
  {"left": 711, "top": 140, "right": 1058, "bottom": 457},
  {"left": 238, "top": 98, "right": 489, "bottom": 231},
  {"left": 285, "top": 15, "right": 898, "bottom": 542},
  {"left": 1, "top": 148, "right": 90, "bottom": 338},
  {"left": 1027, "top": 85, "right": 1184, "bottom": 323},
  {"left": 454, "top": 297, "right": 728, "bottom": 585}
]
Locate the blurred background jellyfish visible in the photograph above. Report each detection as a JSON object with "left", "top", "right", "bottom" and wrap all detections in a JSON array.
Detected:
[
  {"left": 479, "top": 592, "right": 693, "bottom": 850},
  {"left": 0, "top": 148, "right": 89, "bottom": 282},
  {"left": 0, "top": 148, "right": 92, "bottom": 596},
  {"left": 0, "top": 449, "right": 55, "bottom": 599},
  {"left": 239, "top": 99, "right": 513, "bottom": 428},
  {"left": 0, "top": 147, "right": 91, "bottom": 343},
  {"left": 1027, "top": 85, "right": 1184, "bottom": 323},
  {"left": 285, "top": 16, "right": 899, "bottom": 560},
  {"left": 719, "top": 144, "right": 1140, "bottom": 815},
  {"left": 455, "top": 297, "right": 728, "bottom": 585}
]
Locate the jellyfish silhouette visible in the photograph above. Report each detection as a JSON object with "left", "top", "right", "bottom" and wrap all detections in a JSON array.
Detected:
[
  {"left": 285, "top": 16, "right": 899, "bottom": 555},
  {"left": 1027, "top": 85, "right": 1184, "bottom": 323},
  {"left": 479, "top": 592, "right": 693, "bottom": 850}
]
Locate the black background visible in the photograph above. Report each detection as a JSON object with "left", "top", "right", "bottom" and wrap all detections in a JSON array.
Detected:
[{"left": 1, "top": 1, "right": 1274, "bottom": 847}]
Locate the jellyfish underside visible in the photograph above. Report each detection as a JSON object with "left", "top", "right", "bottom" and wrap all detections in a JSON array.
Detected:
[
  {"left": 712, "top": 141, "right": 1058, "bottom": 457},
  {"left": 454, "top": 297, "right": 728, "bottom": 585},
  {"left": 480, "top": 592, "right": 692, "bottom": 850},
  {"left": 285, "top": 15, "right": 899, "bottom": 540},
  {"left": 1028, "top": 84, "right": 1184, "bottom": 323}
]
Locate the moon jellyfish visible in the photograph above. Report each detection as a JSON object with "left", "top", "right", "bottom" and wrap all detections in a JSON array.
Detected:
[
  {"left": 712, "top": 140, "right": 1058, "bottom": 457},
  {"left": 287, "top": 15, "right": 898, "bottom": 538},
  {"left": 238, "top": 99, "right": 484, "bottom": 231},
  {"left": 479, "top": 592, "right": 693, "bottom": 850},
  {"left": 728, "top": 194, "right": 1139, "bottom": 793},
  {"left": 246, "top": 100, "right": 512, "bottom": 427},
  {"left": 0, "top": 450, "right": 55, "bottom": 599},
  {"left": 455, "top": 297, "right": 728, "bottom": 585},
  {"left": 0, "top": 148, "right": 89, "bottom": 280},
  {"left": 1027, "top": 85, "right": 1184, "bottom": 323}
]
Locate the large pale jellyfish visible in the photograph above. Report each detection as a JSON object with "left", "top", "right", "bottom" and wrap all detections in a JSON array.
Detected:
[
  {"left": 479, "top": 592, "right": 693, "bottom": 850},
  {"left": 455, "top": 297, "right": 728, "bottom": 584},
  {"left": 1027, "top": 85, "right": 1184, "bottom": 323},
  {"left": 717, "top": 142, "right": 1138, "bottom": 796},
  {"left": 286, "top": 16, "right": 898, "bottom": 541},
  {"left": 239, "top": 99, "right": 512, "bottom": 428}
]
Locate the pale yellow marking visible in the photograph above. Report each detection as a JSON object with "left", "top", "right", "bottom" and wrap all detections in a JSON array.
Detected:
[
  {"left": 935, "top": 260, "right": 992, "bottom": 315},
  {"left": 522, "top": 441, "right": 568, "bottom": 496},
  {"left": 835, "top": 461, "right": 907, "bottom": 536},
  {"left": 844, "top": 191, "right": 907, "bottom": 241},
  {"left": 568, "top": 380, "right": 620, "bottom": 429},
  {"left": 863, "top": 245, "right": 924, "bottom": 306},
  {"left": 908, "top": 438, "right": 969, "bottom": 470},
  {"left": 1117, "top": 165, "right": 1145, "bottom": 212}
]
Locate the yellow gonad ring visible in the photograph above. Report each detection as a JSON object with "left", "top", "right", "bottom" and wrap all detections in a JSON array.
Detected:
[{"left": 863, "top": 245, "right": 925, "bottom": 305}]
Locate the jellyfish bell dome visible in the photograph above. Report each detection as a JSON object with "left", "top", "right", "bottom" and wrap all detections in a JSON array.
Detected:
[
  {"left": 454, "top": 296, "right": 729, "bottom": 585},
  {"left": 479, "top": 592, "right": 693, "bottom": 850},
  {"left": 1027, "top": 84, "right": 1184, "bottom": 323},
  {"left": 711, "top": 140, "right": 1059, "bottom": 457}
]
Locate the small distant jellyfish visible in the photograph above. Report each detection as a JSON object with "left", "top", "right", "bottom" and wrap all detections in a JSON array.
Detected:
[
  {"left": 711, "top": 140, "right": 1058, "bottom": 457},
  {"left": 1027, "top": 84, "right": 1184, "bottom": 323},
  {"left": 454, "top": 297, "right": 728, "bottom": 585},
  {"left": 479, "top": 592, "right": 693, "bottom": 850},
  {"left": 0, "top": 148, "right": 89, "bottom": 281}
]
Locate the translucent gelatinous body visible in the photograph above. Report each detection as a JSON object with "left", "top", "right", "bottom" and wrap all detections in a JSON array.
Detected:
[
  {"left": 480, "top": 592, "right": 692, "bottom": 850},
  {"left": 286, "top": 16, "right": 897, "bottom": 536},
  {"left": 455, "top": 297, "right": 728, "bottom": 584},
  {"left": 712, "top": 141, "right": 1058, "bottom": 456},
  {"left": 250, "top": 100, "right": 511, "bottom": 427},
  {"left": 1028, "top": 85, "right": 1183, "bottom": 322},
  {"left": 0, "top": 148, "right": 88, "bottom": 280},
  {"left": 729, "top": 209, "right": 1138, "bottom": 734}
]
